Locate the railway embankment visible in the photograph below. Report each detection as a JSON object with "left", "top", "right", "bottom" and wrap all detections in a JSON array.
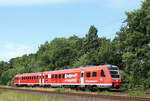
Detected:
[{"left": 0, "top": 86, "right": 150, "bottom": 101}]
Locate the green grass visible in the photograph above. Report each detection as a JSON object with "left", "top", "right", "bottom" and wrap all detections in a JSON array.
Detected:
[
  {"left": 0, "top": 90, "right": 72, "bottom": 101},
  {"left": 97, "top": 90, "right": 112, "bottom": 96},
  {"left": 101, "top": 90, "right": 112, "bottom": 96},
  {"left": 126, "top": 91, "right": 147, "bottom": 98},
  {"left": 55, "top": 88, "right": 73, "bottom": 93}
]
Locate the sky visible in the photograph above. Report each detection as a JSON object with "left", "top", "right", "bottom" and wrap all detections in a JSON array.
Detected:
[{"left": 0, "top": 0, "right": 144, "bottom": 61}]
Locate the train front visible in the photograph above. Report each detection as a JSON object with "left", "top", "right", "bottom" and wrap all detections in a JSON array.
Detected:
[{"left": 107, "top": 65, "right": 122, "bottom": 88}]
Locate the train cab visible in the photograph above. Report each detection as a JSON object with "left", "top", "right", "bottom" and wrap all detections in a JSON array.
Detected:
[{"left": 107, "top": 65, "right": 122, "bottom": 88}]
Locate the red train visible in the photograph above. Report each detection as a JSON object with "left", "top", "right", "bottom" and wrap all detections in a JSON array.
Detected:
[{"left": 14, "top": 65, "right": 121, "bottom": 89}]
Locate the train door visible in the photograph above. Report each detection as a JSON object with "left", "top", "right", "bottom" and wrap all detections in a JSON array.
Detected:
[
  {"left": 100, "top": 69, "right": 106, "bottom": 87},
  {"left": 42, "top": 74, "right": 44, "bottom": 86},
  {"left": 39, "top": 74, "right": 41, "bottom": 86},
  {"left": 19, "top": 77, "right": 20, "bottom": 85},
  {"left": 80, "top": 71, "right": 84, "bottom": 86}
]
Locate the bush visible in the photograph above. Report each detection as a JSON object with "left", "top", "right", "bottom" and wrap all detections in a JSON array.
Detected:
[
  {"left": 55, "top": 88, "right": 73, "bottom": 93},
  {"left": 126, "top": 91, "right": 147, "bottom": 98},
  {"left": 101, "top": 90, "right": 112, "bottom": 96}
]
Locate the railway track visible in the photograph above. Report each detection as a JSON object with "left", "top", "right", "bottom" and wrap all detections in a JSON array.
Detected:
[{"left": 0, "top": 86, "right": 150, "bottom": 101}]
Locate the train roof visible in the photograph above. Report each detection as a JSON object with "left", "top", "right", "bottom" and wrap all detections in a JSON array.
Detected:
[
  {"left": 14, "top": 65, "right": 118, "bottom": 76},
  {"left": 43, "top": 65, "right": 107, "bottom": 74},
  {"left": 15, "top": 72, "right": 41, "bottom": 77}
]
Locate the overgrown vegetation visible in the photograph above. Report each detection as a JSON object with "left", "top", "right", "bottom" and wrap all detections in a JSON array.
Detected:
[
  {"left": 0, "top": 0, "right": 150, "bottom": 90},
  {"left": 0, "top": 90, "right": 71, "bottom": 101},
  {"left": 55, "top": 88, "right": 73, "bottom": 93},
  {"left": 97, "top": 90, "right": 112, "bottom": 96},
  {"left": 126, "top": 91, "right": 147, "bottom": 98}
]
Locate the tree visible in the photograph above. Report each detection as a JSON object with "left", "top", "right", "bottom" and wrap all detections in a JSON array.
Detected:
[
  {"left": 114, "top": 0, "right": 150, "bottom": 89},
  {"left": 84, "top": 25, "right": 99, "bottom": 53}
]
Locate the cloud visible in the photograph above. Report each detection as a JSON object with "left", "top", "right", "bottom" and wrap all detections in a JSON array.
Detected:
[
  {"left": 0, "top": 42, "right": 34, "bottom": 61},
  {"left": 0, "top": 0, "right": 92, "bottom": 6}
]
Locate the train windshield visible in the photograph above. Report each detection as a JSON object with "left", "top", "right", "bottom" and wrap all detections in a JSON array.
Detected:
[{"left": 107, "top": 65, "right": 120, "bottom": 79}]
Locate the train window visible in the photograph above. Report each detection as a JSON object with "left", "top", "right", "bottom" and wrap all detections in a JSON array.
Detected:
[
  {"left": 63, "top": 74, "right": 65, "bottom": 79},
  {"left": 86, "top": 72, "right": 91, "bottom": 77},
  {"left": 67, "top": 74, "right": 69, "bottom": 78},
  {"left": 34, "top": 76, "right": 36, "bottom": 79},
  {"left": 101, "top": 70, "right": 105, "bottom": 77},
  {"left": 46, "top": 75, "right": 48, "bottom": 79},
  {"left": 81, "top": 73, "right": 84, "bottom": 77},
  {"left": 59, "top": 74, "right": 61, "bottom": 79},
  {"left": 22, "top": 77, "right": 23, "bottom": 80},
  {"left": 52, "top": 75, "right": 54, "bottom": 79},
  {"left": 37, "top": 76, "right": 38, "bottom": 79},
  {"left": 71, "top": 73, "right": 76, "bottom": 78},
  {"left": 55, "top": 74, "right": 57, "bottom": 79},
  {"left": 92, "top": 72, "right": 97, "bottom": 77}
]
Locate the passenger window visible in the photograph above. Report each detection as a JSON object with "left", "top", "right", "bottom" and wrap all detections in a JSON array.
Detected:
[
  {"left": 63, "top": 74, "right": 65, "bottom": 78},
  {"left": 55, "top": 74, "right": 57, "bottom": 79},
  {"left": 59, "top": 74, "right": 61, "bottom": 79},
  {"left": 46, "top": 75, "right": 48, "bottom": 79},
  {"left": 101, "top": 70, "right": 105, "bottom": 77},
  {"left": 52, "top": 75, "right": 54, "bottom": 79},
  {"left": 86, "top": 72, "right": 91, "bottom": 77},
  {"left": 92, "top": 72, "right": 97, "bottom": 77},
  {"left": 81, "top": 73, "right": 84, "bottom": 77},
  {"left": 67, "top": 74, "right": 69, "bottom": 78},
  {"left": 37, "top": 76, "right": 38, "bottom": 79}
]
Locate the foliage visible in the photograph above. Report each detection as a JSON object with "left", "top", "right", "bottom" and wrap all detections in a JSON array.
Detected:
[
  {"left": 126, "top": 91, "right": 147, "bottom": 98},
  {"left": 101, "top": 90, "right": 112, "bottom": 96},
  {"left": 83, "top": 25, "right": 99, "bottom": 53},
  {"left": 55, "top": 88, "right": 73, "bottom": 93},
  {"left": 114, "top": 0, "right": 150, "bottom": 90}
]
